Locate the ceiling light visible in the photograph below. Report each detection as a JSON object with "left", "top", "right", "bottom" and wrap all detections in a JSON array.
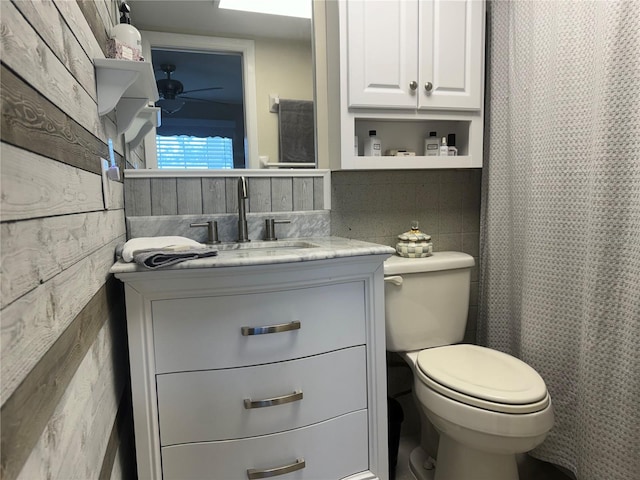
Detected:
[
  {"left": 218, "top": 0, "right": 312, "bottom": 19},
  {"left": 157, "top": 98, "right": 186, "bottom": 115}
]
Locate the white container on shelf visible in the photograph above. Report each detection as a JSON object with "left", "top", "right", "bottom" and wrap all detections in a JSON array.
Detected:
[
  {"left": 364, "top": 130, "right": 381, "bottom": 156},
  {"left": 439, "top": 137, "right": 449, "bottom": 156},
  {"left": 424, "top": 131, "right": 440, "bottom": 156}
]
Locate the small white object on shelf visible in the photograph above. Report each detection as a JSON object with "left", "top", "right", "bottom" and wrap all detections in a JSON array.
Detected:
[
  {"left": 269, "top": 93, "right": 280, "bottom": 113},
  {"left": 363, "top": 130, "right": 381, "bottom": 157},
  {"left": 439, "top": 136, "right": 449, "bottom": 156}
]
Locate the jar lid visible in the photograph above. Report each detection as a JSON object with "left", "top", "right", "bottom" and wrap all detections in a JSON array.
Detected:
[{"left": 397, "top": 221, "right": 431, "bottom": 242}]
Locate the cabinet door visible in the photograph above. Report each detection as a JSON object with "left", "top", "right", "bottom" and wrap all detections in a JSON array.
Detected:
[
  {"left": 418, "top": 0, "right": 485, "bottom": 110},
  {"left": 347, "top": 0, "right": 419, "bottom": 108}
]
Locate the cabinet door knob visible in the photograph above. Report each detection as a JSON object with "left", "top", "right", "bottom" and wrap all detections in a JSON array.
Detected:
[
  {"left": 425, "top": 82, "right": 433, "bottom": 92},
  {"left": 409, "top": 80, "right": 418, "bottom": 91}
]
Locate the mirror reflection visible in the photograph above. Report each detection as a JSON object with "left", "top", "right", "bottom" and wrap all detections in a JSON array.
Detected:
[
  {"left": 129, "top": 0, "right": 315, "bottom": 169},
  {"left": 153, "top": 49, "right": 246, "bottom": 169}
]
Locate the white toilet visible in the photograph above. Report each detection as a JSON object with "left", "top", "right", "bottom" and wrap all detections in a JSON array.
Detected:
[{"left": 384, "top": 252, "right": 554, "bottom": 480}]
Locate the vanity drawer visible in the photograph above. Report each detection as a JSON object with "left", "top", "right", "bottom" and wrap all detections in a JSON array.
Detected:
[
  {"left": 161, "top": 410, "right": 369, "bottom": 480},
  {"left": 157, "top": 346, "right": 367, "bottom": 446},
  {"left": 152, "top": 281, "right": 366, "bottom": 373}
]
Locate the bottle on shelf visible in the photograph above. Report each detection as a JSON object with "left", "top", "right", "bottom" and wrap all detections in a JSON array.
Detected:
[
  {"left": 109, "top": 2, "right": 142, "bottom": 60},
  {"left": 439, "top": 137, "right": 449, "bottom": 156},
  {"left": 364, "top": 130, "right": 382, "bottom": 157},
  {"left": 424, "top": 131, "right": 440, "bottom": 156},
  {"left": 447, "top": 134, "right": 458, "bottom": 156}
]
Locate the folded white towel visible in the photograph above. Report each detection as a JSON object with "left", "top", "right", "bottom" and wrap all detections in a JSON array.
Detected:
[{"left": 121, "top": 236, "right": 206, "bottom": 263}]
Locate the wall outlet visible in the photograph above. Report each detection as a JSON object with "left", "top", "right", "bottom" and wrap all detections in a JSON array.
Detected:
[{"left": 100, "top": 158, "right": 110, "bottom": 210}]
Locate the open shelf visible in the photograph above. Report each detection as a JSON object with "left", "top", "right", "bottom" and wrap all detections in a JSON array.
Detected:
[
  {"left": 354, "top": 118, "right": 471, "bottom": 156},
  {"left": 334, "top": 115, "right": 483, "bottom": 170},
  {"left": 94, "top": 58, "right": 159, "bottom": 135},
  {"left": 340, "top": 154, "right": 477, "bottom": 170},
  {"left": 124, "top": 106, "right": 161, "bottom": 149}
]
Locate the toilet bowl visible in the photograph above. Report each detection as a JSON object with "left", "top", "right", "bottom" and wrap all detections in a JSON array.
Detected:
[
  {"left": 406, "top": 347, "right": 553, "bottom": 480},
  {"left": 384, "top": 253, "right": 554, "bottom": 480}
]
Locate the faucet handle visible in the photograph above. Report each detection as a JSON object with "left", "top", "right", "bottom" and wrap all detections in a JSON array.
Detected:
[
  {"left": 190, "top": 220, "right": 221, "bottom": 245},
  {"left": 264, "top": 219, "right": 290, "bottom": 241}
]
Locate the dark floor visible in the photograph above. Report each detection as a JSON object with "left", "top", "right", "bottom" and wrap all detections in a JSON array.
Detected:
[
  {"left": 395, "top": 435, "right": 575, "bottom": 480},
  {"left": 517, "top": 453, "right": 575, "bottom": 480}
]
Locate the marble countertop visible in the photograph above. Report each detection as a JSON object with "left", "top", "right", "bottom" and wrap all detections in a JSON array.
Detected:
[{"left": 110, "top": 236, "right": 396, "bottom": 275}]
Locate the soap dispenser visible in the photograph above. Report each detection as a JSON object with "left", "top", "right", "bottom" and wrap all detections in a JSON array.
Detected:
[{"left": 111, "top": 2, "right": 142, "bottom": 53}]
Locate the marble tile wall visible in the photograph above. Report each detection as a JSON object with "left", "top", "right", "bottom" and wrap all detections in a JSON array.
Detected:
[
  {"left": 126, "top": 211, "right": 330, "bottom": 244},
  {"left": 330, "top": 169, "right": 482, "bottom": 343}
]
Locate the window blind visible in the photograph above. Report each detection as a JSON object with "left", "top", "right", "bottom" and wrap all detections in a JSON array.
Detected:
[{"left": 156, "top": 135, "right": 234, "bottom": 169}]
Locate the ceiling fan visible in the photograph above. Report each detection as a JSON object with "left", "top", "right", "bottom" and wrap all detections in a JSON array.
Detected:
[{"left": 156, "top": 64, "right": 222, "bottom": 114}]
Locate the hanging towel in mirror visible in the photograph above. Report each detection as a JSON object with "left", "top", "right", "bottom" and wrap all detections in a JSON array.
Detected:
[{"left": 278, "top": 99, "right": 315, "bottom": 163}]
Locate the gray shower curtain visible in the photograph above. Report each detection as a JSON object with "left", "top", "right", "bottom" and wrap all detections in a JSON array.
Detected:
[{"left": 478, "top": 1, "right": 640, "bottom": 479}]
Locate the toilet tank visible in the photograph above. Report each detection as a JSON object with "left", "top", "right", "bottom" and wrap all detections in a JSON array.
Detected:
[{"left": 384, "top": 252, "right": 475, "bottom": 352}]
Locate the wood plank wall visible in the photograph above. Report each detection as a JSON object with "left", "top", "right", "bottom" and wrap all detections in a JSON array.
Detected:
[
  {"left": 1, "top": 1, "right": 137, "bottom": 478},
  {"left": 124, "top": 176, "right": 325, "bottom": 216}
]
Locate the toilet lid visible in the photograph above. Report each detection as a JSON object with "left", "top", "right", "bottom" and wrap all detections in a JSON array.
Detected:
[{"left": 416, "top": 345, "right": 549, "bottom": 414}]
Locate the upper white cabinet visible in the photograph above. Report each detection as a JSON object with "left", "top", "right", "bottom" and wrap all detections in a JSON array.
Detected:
[
  {"left": 420, "top": 0, "right": 484, "bottom": 110},
  {"left": 318, "top": 0, "right": 486, "bottom": 170},
  {"left": 347, "top": 0, "right": 419, "bottom": 109},
  {"left": 347, "top": 0, "right": 484, "bottom": 111}
]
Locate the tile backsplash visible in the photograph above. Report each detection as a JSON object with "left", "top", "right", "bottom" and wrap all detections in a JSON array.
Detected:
[
  {"left": 330, "top": 169, "right": 481, "bottom": 343},
  {"left": 124, "top": 175, "right": 326, "bottom": 216}
]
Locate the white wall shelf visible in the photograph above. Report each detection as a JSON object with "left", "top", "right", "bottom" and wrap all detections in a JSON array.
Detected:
[
  {"left": 124, "top": 106, "right": 160, "bottom": 150},
  {"left": 94, "top": 58, "right": 159, "bottom": 136},
  {"left": 342, "top": 154, "right": 477, "bottom": 170}
]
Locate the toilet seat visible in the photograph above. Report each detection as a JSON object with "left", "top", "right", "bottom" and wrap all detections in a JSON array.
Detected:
[{"left": 416, "top": 345, "right": 549, "bottom": 414}]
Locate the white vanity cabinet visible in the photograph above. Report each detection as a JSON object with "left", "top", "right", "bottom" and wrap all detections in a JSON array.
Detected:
[
  {"left": 320, "top": 0, "right": 486, "bottom": 170},
  {"left": 114, "top": 254, "right": 390, "bottom": 480},
  {"left": 347, "top": 0, "right": 484, "bottom": 111}
]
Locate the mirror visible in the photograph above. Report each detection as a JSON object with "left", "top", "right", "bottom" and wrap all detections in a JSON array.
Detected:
[{"left": 129, "top": 0, "right": 315, "bottom": 169}]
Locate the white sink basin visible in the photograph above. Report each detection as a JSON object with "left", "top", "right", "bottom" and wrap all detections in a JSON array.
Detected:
[{"left": 216, "top": 240, "right": 321, "bottom": 256}]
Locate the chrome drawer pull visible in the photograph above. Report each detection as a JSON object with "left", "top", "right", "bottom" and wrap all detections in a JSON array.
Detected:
[
  {"left": 241, "top": 320, "right": 301, "bottom": 336},
  {"left": 244, "top": 391, "right": 303, "bottom": 409},
  {"left": 247, "top": 458, "right": 305, "bottom": 479}
]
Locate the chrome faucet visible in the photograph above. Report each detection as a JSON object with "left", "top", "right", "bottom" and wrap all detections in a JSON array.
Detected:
[{"left": 237, "top": 176, "right": 250, "bottom": 242}]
